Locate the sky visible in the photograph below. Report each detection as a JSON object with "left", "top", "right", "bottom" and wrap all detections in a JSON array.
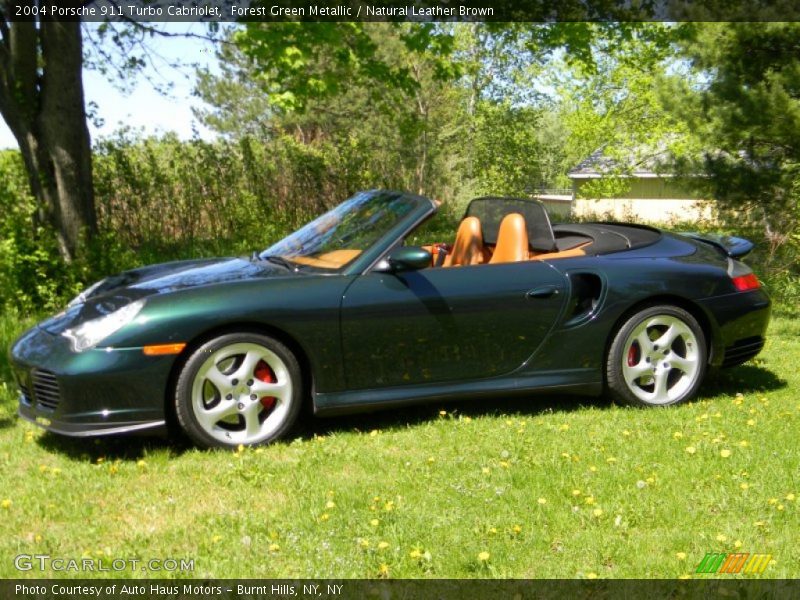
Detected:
[{"left": 0, "top": 24, "right": 222, "bottom": 150}]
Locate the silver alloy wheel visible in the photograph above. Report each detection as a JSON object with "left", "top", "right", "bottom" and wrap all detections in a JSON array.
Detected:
[
  {"left": 620, "top": 314, "right": 701, "bottom": 405},
  {"left": 190, "top": 342, "right": 293, "bottom": 445}
]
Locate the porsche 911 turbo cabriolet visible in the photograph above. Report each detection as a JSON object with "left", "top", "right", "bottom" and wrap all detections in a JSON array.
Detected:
[{"left": 10, "top": 190, "right": 771, "bottom": 448}]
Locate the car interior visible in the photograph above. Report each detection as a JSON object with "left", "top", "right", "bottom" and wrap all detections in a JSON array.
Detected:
[{"left": 417, "top": 197, "right": 663, "bottom": 268}]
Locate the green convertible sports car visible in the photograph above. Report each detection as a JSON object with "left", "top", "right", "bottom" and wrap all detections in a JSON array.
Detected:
[{"left": 10, "top": 190, "right": 770, "bottom": 448}]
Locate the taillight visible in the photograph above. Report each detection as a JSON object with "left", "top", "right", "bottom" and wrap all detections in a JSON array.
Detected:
[{"left": 732, "top": 273, "right": 760, "bottom": 291}]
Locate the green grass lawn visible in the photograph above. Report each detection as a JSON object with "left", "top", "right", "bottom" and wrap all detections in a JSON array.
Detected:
[{"left": 0, "top": 312, "right": 797, "bottom": 579}]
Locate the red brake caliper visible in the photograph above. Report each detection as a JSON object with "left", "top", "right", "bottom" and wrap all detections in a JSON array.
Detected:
[
  {"left": 254, "top": 360, "right": 277, "bottom": 413},
  {"left": 627, "top": 343, "right": 639, "bottom": 367}
]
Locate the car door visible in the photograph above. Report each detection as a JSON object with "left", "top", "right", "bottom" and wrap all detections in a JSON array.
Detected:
[{"left": 339, "top": 261, "right": 567, "bottom": 390}]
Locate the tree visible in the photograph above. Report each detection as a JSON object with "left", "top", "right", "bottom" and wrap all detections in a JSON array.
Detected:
[
  {"left": 0, "top": 12, "right": 96, "bottom": 261},
  {"left": 662, "top": 23, "right": 800, "bottom": 238}
]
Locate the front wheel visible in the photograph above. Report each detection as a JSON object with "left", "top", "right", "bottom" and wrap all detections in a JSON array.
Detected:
[
  {"left": 606, "top": 305, "right": 707, "bottom": 407},
  {"left": 175, "top": 333, "right": 303, "bottom": 448}
]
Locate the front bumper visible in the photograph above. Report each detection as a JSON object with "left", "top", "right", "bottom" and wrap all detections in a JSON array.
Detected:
[{"left": 10, "top": 325, "right": 175, "bottom": 437}]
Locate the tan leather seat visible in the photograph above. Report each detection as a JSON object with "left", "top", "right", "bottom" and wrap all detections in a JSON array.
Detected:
[
  {"left": 489, "top": 213, "right": 529, "bottom": 264},
  {"left": 443, "top": 216, "right": 484, "bottom": 267}
]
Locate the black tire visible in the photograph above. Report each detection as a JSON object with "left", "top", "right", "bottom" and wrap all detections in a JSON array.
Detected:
[
  {"left": 175, "top": 332, "right": 303, "bottom": 449},
  {"left": 606, "top": 305, "right": 707, "bottom": 407}
]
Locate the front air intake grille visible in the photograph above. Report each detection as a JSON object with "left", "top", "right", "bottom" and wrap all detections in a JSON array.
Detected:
[
  {"left": 722, "top": 337, "right": 765, "bottom": 368},
  {"left": 31, "top": 369, "right": 61, "bottom": 410}
]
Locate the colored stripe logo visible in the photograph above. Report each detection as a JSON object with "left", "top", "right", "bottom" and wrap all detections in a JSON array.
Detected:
[{"left": 695, "top": 552, "right": 772, "bottom": 574}]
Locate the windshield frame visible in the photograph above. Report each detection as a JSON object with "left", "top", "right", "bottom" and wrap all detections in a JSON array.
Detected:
[{"left": 259, "top": 190, "right": 435, "bottom": 275}]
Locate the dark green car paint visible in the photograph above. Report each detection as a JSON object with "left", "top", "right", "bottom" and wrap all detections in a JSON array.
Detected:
[{"left": 9, "top": 191, "right": 771, "bottom": 438}]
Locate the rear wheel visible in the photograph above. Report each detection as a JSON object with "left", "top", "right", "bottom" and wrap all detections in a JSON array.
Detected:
[
  {"left": 175, "top": 333, "right": 302, "bottom": 448},
  {"left": 606, "top": 305, "right": 707, "bottom": 407}
]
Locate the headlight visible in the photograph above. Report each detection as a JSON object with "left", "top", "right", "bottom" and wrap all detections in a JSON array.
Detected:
[
  {"left": 62, "top": 299, "right": 146, "bottom": 352},
  {"left": 67, "top": 278, "right": 108, "bottom": 308}
]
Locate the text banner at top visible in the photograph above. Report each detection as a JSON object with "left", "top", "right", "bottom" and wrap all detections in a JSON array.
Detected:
[{"left": 5, "top": 0, "right": 800, "bottom": 22}]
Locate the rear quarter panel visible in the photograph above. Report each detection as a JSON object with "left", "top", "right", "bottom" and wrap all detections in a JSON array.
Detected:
[{"left": 523, "top": 234, "right": 737, "bottom": 374}]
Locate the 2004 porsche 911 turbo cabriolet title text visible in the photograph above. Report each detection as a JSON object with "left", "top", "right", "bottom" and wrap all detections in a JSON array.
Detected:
[{"left": 10, "top": 191, "right": 770, "bottom": 448}]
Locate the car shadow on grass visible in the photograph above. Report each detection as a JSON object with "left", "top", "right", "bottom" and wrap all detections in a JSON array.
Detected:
[
  {"left": 36, "top": 428, "right": 193, "bottom": 463},
  {"left": 698, "top": 363, "right": 787, "bottom": 398},
  {"left": 295, "top": 392, "right": 611, "bottom": 440}
]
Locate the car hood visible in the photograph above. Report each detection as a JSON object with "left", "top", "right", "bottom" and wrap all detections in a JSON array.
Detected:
[{"left": 39, "top": 257, "right": 293, "bottom": 334}]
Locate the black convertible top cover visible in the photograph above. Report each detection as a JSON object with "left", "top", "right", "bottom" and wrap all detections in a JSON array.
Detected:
[{"left": 465, "top": 197, "right": 558, "bottom": 252}]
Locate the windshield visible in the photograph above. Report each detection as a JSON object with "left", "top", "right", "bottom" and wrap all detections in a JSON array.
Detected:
[{"left": 260, "top": 190, "right": 420, "bottom": 270}]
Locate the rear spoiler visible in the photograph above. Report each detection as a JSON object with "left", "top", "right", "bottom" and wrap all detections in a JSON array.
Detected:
[{"left": 678, "top": 232, "right": 754, "bottom": 259}]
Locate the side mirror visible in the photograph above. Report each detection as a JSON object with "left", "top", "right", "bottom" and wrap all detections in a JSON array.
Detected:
[{"left": 376, "top": 246, "right": 432, "bottom": 272}]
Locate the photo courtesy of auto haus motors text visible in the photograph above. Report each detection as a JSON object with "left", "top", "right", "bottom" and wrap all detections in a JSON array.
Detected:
[{"left": 14, "top": 583, "right": 345, "bottom": 597}]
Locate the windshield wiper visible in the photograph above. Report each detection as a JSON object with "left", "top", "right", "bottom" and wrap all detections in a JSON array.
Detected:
[{"left": 260, "top": 255, "right": 299, "bottom": 271}]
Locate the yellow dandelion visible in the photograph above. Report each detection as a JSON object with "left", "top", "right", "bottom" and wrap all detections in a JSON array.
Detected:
[
  {"left": 237, "top": 444, "right": 245, "bottom": 452},
  {"left": 439, "top": 410, "right": 447, "bottom": 416},
  {"left": 685, "top": 446, "right": 697, "bottom": 455},
  {"left": 592, "top": 508, "right": 603, "bottom": 517},
  {"left": 586, "top": 572, "right": 598, "bottom": 579},
  {"left": 678, "top": 574, "right": 692, "bottom": 580},
  {"left": 463, "top": 416, "right": 472, "bottom": 423},
  {"left": 212, "top": 535, "right": 222, "bottom": 543},
  {"left": 427, "top": 457, "right": 435, "bottom": 463},
  {"left": 672, "top": 431, "right": 683, "bottom": 439},
  {"left": 720, "top": 449, "right": 732, "bottom": 458},
  {"left": 623, "top": 430, "right": 631, "bottom": 436},
  {"left": 325, "top": 501, "right": 335, "bottom": 509},
  {"left": 512, "top": 525, "right": 522, "bottom": 533},
  {"left": 589, "top": 466, "right": 597, "bottom": 472},
  {"left": 269, "top": 543, "right": 280, "bottom": 552},
  {"left": 320, "top": 513, "right": 330, "bottom": 521},
  {"left": 606, "top": 457, "right": 617, "bottom": 464},
  {"left": 500, "top": 461, "right": 510, "bottom": 468},
  {"left": 537, "top": 497, "right": 547, "bottom": 505},
  {"left": 768, "top": 498, "right": 778, "bottom": 505},
  {"left": 559, "top": 424, "right": 569, "bottom": 431},
  {"left": 646, "top": 477, "right": 655, "bottom": 484},
  {"left": 1, "top": 499, "right": 11, "bottom": 509},
  {"left": 584, "top": 496, "right": 595, "bottom": 505},
  {"left": 136, "top": 459, "right": 147, "bottom": 468},
  {"left": 477, "top": 551, "right": 490, "bottom": 562},
  {"left": 109, "top": 465, "right": 118, "bottom": 475},
  {"left": 777, "top": 504, "right": 785, "bottom": 511},
  {"left": 715, "top": 534, "right": 727, "bottom": 542},
  {"left": 572, "top": 489, "right": 581, "bottom": 496},
  {"left": 383, "top": 501, "right": 394, "bottom": 512},
  {"left": 561, "top": 452, "right": 571, "bottom": 459},
  {"left": 738, "top": 440, "right": 749, "bottom": 447},
  {"left": 754, "top": 520, "right": 766, "bottom": 527},
  {"left": 786, "top": 493, "right": 796, "bottom": 501},
  {"left": 369, "top": 430, "right": 378, "bottom": 437},
  {"left": 481, "top": 467, "right": 491, "bottom": 475},
  {"left": 409, "top": 549, "right": 422, "bottom": 559},
  {"left": 740, "top": 483, "right": 749, "bottom": 490},
  {"left": 734, "top": 540, "right": 742, "bottom": 549},
  {"left": 747, "top": 419, "right": 756, "bottom": 426},
  {"left": 489, "top": 527, "right": 497, "bottom": 534},
  {"left": 370, "top": 518, "right": 379, "bottom": 526},
  {"left": 378, "top": 564, "right": 389, "bottom": 576},
  {"left": 38, "top": 465, "right": 48, "bottom": 473},
  {"left": 359, "top": 539, "right": 370, "bottom": 548},
  {"left": 676, "top": 552, "right": 687, "bottom": 560},
  {"left": 378, "top": 541, "right": 389, "bottom": 550}
]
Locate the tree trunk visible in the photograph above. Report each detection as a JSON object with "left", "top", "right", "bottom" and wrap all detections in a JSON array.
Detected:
[{"left": 0, "top": 18, "right": 96, "bottom": 262}]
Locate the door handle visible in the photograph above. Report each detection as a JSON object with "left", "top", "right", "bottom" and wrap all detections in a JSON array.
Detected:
[{"left": 526, "top": 285, "right": 561, "bottom": 299}]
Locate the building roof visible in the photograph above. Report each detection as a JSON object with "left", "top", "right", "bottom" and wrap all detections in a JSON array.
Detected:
[{"left": 569, "top": 145, "right": 674, "bottom": 180}]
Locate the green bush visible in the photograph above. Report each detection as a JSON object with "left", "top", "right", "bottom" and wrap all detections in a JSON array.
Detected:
[{"left": 0, "top": 151, "right": 83, "bottom": 312}]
